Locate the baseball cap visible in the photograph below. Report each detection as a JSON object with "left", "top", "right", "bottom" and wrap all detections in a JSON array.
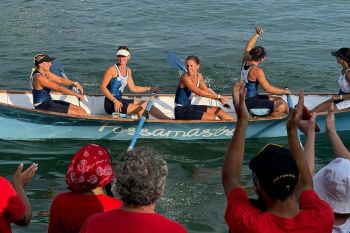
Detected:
[
  {"left": 331, "top": 48, "right": 350, "bottom": 61},
  {"left": 34, "top": 54, "right": 55, "bottom": 66},
  {"left": 249, "top": 144, "right": 299, "bottom": 198}
]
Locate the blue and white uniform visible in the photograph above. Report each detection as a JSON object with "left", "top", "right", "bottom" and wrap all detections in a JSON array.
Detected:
[
  {"left": 104, "top": 65, "right": 134, "bottom": 114},
  {"left": 174, "top": 75, "right": 207, "bottom": 120},
  {"left": 335, "top": 69, "right": 350, "bottom": 110},
  {"left": 240, "top": 61, "right": 274, "bottom": 112},
  {"left": 30, "top": 70, "right": 70, "bottom": 113}
]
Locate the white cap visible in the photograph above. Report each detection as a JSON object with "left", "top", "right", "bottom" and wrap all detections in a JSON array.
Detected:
[
  {"left": 313, "top": 158, "right": 350, "bottom": 214},
  {"left": 116, "top": 49, "right": 130, "bottom": 57}
]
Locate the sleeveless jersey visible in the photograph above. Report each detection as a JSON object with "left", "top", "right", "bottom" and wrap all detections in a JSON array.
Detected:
[
  {"left": 30, "top": 70, "right": 52, "bottom": 106},
  {"left": 338, "top": 68, "right": 350, "bottom": 94},
  {"left": 241, "top": 61, "right": 258, "bottom": 98},
  {"left": 175, "top": 75, "right": 200, "bottom": 106},
  {"left": 107, "top": 65, "right": 128, "bottom": 97}
]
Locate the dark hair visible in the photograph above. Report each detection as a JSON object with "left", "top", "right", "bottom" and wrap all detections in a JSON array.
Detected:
[
  {"left": 117, "top": 46, "right": 130, "bottom": 52},
  {"left": 186, "top": 55, "right": 200, "bottom": 65},
  {"left": 335, "top": 47, "right": 350, "bottom": 64},
  {"left": 249, "top": 46, "right": 266, "bottom": 62}
]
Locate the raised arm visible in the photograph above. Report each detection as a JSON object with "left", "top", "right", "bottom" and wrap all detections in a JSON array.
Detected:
[
  {"left": 286, "top": 92, "right": 313, "bottom": 190},
  {"left": 12, "top": 163, "right": 37, "bottom": 226},
  {"left": 298, "top": 112, "right": 317, "bottom": 175},
  {"left": 222, "top": 81, "right": 249, "bottom": 197},
  {"left": 242, "top": 26, "right": 263, "bottom": 63},
  {"left": 326, "top": 103, "right": 350, "bottom": 159}
]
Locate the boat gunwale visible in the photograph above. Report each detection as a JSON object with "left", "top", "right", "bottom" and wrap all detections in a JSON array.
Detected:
[{"left": 0, "top": 90, "right": 346, "bottom": 123}]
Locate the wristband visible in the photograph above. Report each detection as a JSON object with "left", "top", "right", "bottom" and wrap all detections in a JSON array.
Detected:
[
  {"left": 340, "top": 95, "right": 343, "bottom": 100},
  {"left": 74, "top": 82, "right": 78, "bottom": 86},
  {"left": 255, "top": 33, "right": 260, "bottom": 37},
  {"left": 147, "top": 87, "right": 151, "bottom": 91},
  {"left": 217, "top": 94, "right": 221, "bottom": 99}
]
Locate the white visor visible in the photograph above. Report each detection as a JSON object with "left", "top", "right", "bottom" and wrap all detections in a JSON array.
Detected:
[{"left": 116, "top": 49, "right": 130, "bottom": 57}]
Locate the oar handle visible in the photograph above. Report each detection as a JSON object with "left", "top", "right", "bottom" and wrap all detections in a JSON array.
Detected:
[{"left": 285, "top": 87, "right": 294, "bottom": 110}]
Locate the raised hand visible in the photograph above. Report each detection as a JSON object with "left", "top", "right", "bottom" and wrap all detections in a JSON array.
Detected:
[
  {"left": 287, "top": 91, "right": 304, "bottom": 131},
  {"left": 232, "top": 81, "right": 249, "bottom": 121},
  {"left": 298, "top": 112, "right": 317, "bottom": 136},
  {"left": 255, "top": 25, "right": 264, "bottom": 36},
  {"left": 13, "top": 163, "right": 37, "bottom": 189}
]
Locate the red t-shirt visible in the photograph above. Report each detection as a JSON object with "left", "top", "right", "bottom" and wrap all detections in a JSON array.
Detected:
[
  {"left": 0, "top": 177, "right": 25, "bottom": 233},
  {"left": 48, "top": 192, "right": 122, "bottom": 233},
  {"left": 225, "top": 187, "right": 334, "bottom": 233},
  {"left": 79, "top": 209, "right": 187, "bottom": 233}
]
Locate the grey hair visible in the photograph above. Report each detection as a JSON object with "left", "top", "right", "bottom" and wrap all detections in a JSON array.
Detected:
[{"left": 114, "top": 147, "right": 168, "bottom": 207}]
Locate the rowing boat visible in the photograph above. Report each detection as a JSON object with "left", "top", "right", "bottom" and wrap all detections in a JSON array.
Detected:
[{"left": 0, "top": 90, "right": 347, "bottom": 140}]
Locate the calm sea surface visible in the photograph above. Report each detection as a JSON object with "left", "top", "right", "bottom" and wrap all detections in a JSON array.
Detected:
[{"left": 1, "top": 0, "right": 350, "bottom": 232}]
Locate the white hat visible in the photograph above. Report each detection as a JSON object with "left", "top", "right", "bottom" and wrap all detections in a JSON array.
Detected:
[
  {"left": 313, "top": 158, "right": 350, "bottom": 214},
  {"left": 116, "top": 49, "right": 130, "bottom": 57}
]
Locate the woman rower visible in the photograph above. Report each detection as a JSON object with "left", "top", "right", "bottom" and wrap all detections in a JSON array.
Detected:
[
  {"left": 174, "top": 55, "right": 233, "bottom": 120},
  {"left": 241, "top": 26, "right": 289, "bottom": 117},
  {"left": 312, "top": 47, "right": 350, "bottom": 113},
  {"left": 30, "top": 54, "right": 87, "bottom": 116},
  {"left": 101, "top": 46, "right": 169, "bottom": 119}
]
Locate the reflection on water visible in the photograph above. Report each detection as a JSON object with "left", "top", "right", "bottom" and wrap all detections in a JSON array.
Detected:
[{"left": 2, "top": 132, "right": 346, "bottom": 232}]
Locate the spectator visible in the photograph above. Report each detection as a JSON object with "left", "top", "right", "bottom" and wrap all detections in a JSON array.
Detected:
[
  {"left": 80, "top": 147, "right": 187, "bottom": 233},
  {"left": 221, "top": 81, "right": 334, "bottom": 232},
  {"left": 307, "top": 103, "right": 350, "bottom": 232},
  {"left": 48, "top": 144, "right": 122, "bottom": 233},
  {"left": 0, "top": 163, "right": 37, "bottom": 233}
]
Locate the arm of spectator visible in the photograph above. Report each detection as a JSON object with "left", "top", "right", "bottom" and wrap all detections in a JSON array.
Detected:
[
  {"left": 286, "top": 92, "right": 313, "bottom": 190},
  {"left": 298, "top": 112, "right": 317, "bottom": 175},
  {"left": 326, "top": 103, "right": 350, "bottom": 159},
  {"left": 12, "top": 163, "right": 37, "bottom": 226},
  {"left": 222, "top": 81, "right": 249, "bottom": 197}
]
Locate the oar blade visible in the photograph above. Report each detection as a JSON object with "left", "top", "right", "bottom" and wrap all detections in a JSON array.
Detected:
[
  {"left": 166, "top": 51, "right": 187, "bottom": 73},
  {"left": 51, "top": 59, "right": 65, "bottom": 77}
]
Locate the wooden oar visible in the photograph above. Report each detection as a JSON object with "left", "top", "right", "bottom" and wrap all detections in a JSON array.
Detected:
[{"left": 127, "top": 93, "right": 156, "bottom": 151}]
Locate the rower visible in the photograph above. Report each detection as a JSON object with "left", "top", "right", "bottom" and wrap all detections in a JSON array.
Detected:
[{"left": 241, "top": 26, "right": 289, "bottom": 117}]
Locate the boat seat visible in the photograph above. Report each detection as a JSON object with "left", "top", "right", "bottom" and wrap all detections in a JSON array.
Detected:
[{"left": 249, "top": 108, "right": 270, "bottom": 117}]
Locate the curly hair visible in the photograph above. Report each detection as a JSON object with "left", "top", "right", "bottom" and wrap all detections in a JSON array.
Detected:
[
  {"left": 114, "top": 147, "right": 168, "bottom": 207},
  {"left": 249, "top": 46, "right": 266, "bottom": 62}
]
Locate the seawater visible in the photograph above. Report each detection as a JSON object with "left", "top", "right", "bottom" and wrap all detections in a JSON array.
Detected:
[{"left": 0, "top": 0, "right": 349, "bottom": 232}]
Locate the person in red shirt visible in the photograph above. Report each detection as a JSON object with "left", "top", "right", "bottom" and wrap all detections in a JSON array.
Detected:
[
  {"left": 221, "top": 81, "right": 334, "bottom": 233},
  {"left": 79, "top": 147, "right": 187, "bottom": 233},
  {"left": 0, "top": 163, "right": 37, "bottom": 233},
  {"left": 48, "top": 144, "right": 122, "bottom": 233}
]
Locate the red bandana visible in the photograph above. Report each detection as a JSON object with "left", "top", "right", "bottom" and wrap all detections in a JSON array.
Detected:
[{"left": 66, "top": 144, "right": 114, "bottom": 193}]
